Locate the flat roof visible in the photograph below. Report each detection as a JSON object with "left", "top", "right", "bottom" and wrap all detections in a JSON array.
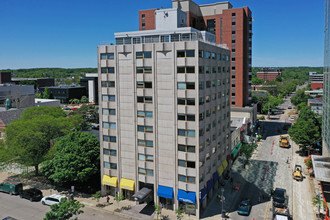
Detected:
[{"left": 312, "top": 155, "right": 330, "bottom": 182}]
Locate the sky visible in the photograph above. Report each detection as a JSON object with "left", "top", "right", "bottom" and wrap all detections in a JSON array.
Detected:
[{"left": 0, "top": 0, "right": 325, "bottom": 69}]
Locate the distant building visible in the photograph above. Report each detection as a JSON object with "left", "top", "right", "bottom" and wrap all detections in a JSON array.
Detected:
[
  {"left": 256, "top": 68, "right": 282, "bottom": 82},
  {"left": 0, "top": 107, "right": 24, "bottom": 139},
  {"left": 305, "top": 89, "right": 323, "bottom": 97},
  {"left": 35, "top": 98, "right": 61, "bottom": 107},
  {"left": 40, "top": 86, "right": 87, "bottom": 103},
  {"left": 0, "top": 71, "right": 55, "bottom": 90},
  {"left": 307, "top": 99, "right": 323, "bottom": 115},
  {"left": 309, "top": 72, "right": 323, "bottom": 90},
  {"left": 80, "top": 73, "right": 98, "bottom": 104},
  {"left": 0, "top": 84, "right": 35, "bottom": 108},
  {"left": 251, "top": 84, "right": 277, "bottom": 91}
]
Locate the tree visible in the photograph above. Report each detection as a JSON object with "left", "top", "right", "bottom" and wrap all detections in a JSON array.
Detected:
[
  {"left": 92, "top": 190, "right": 102, "bottom": 202},
  {"left": 3, "top": 107, "right": 75, "bottom": 175},
  {"left": 275, "top": 75, "right": 282, "bottom": 82},
  {"left": 240, "top": 143, "right": 257, "bottom": 166},
  {"left": 252, "top": 77, "right": 264, "bottom": 85},
  {"left": 44, "top": 198, "right": 84, "bottom": 220},
  {"left": 71, "top": 104, "right": 99, "bottom": 124},
  {"left": 43, "top": 87, "right": 51, "bottom": 99},
  {"left": 21, "top": 106, "right": 66, "bottom": 120},
  {"left": 288, "top": 106, "right": 321, "bottom": 151},
  {"left": 291, "top": 89, "right": 310, "bottom": 106},
  {"left": 155, "top": 203, "right": 162, "bottom": 220},
  {"left": 41, "top": 131, "right": 100, "bottom": 188},
  {"left": 80, "top": 96, "right": 89, "bottom": 104},
  {"left": 114, "top": 192, "right": 125, "bottom": 209},
  {"left": 176, "top": 208, "right": 184, "bottom": 220}
]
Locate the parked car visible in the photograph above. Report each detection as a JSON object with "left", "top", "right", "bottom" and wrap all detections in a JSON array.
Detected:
[
  {"left": 272, "top": 188, "right": 288, "bottom": 208},
  {"left": 41, "top": 194, "right": 66, "bottom": 206},
  {"left": 237, "top": 199, "right": 252, "bottom": 216},
  {"left": 19, "top": 188, "right": 43, "bottom": 202},
  {"left": 2, "top": 217, "right": 18, "bottom": 220},
  {"left": 0, "top": 181, "right": 23, "bottom": 195},
  {"left": 288, "top": 105, "right": 292, "bottom": 109}
]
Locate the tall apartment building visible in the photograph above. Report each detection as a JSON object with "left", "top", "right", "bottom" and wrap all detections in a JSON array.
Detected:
[
  {"left": 99, "top": 8, "right": 231, "bottom": 218},
  {"left": 323, "top": 0, "right": 330, "bottom": 157},
  {"left": 309, "top": 72, "right": 324, "bottom": 90},
  {"left": 140, "top": 0, "right": 252, "bottom": 107}
]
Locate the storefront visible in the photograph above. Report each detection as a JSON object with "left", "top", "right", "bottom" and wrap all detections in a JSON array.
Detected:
[
  {"left": 177, "top": 189, "right": 196, "bottom": 215},
  {"left": 231, "top": 143, "right": 242, "bottom": 161},
  {"left": 212, "top": 171, "right": 219, "bottom": 189},
  {"left": 206, "top": 179, "right": 214, "bottom": 200},
  {"left": 221, "top": 159, "right": 228, "bottom": 177},
  {"left": 102, "top": 175, "right": 118, "bottom": 196},
  {"left": 199, "top": 187, "right": 207, "bottom": 209},
  {"left": 157, "top": 185, "right": 174, "bottom": 210},
  {"left": 119, "top": 178, "right": 135, "bottom": 200}
]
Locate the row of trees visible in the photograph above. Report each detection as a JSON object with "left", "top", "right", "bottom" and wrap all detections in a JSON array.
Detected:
[{"left": 288, "top": 105, "right": 322, "bottom": 152}]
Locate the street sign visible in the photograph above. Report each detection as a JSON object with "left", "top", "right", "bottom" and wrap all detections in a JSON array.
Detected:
[
  {"left": 221, "top": 196, "right": 225, "bottom": 202},
  {"left": 185, "top": 204, "right": 196, "bottom": 215}
]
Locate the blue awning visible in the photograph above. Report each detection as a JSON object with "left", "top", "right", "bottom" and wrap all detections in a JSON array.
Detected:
[
  {"left": 213, "top": 171, "right": 219, "bottom": 183},
  {"left": 177, "top": 189, "right": 196, "bottom": 204},
  {"left": 200, "top": 187, "right": 207, "bottom": 202},
  {"left": 207, "top": 179, "right": 213, "bottom": 192},
  {"left": 157, "top": 185, "right": 173, "bottom": 199}
]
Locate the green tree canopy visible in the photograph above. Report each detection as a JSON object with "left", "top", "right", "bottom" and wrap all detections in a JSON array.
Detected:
[
  {"left": 3, "top": 107, "right": 76, "bottom": 175},
  {"left": 80, "top": 96, "right": 89, "bottom": 104},
  {"left": 70, "top": 104, "right": 99, "bottom": 125},
  {"left": 252, "top": 77, "right": 264, "bottom": 85},
  {"left": 21, "top": 106, "right": 66, "bottom": 120},
  {"left": 291, "top": 89, "right": 311, "bottom": 106},
  {"left": 44, "top": 198, "right": 84, "bottom": 220},
  {"left": 41, "top": 131, "right": 100, "bottom": 188}
]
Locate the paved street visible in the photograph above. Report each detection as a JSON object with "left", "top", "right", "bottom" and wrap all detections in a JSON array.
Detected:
[{"left": 0, "top": 191, "right": 127, "bottom": 220}]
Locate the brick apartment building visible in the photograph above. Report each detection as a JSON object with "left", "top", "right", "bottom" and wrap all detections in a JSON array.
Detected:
[
  {"left": 139, "top": 0, "right": 253, "bottom": 107},
  {"left": 309, "top": 72, "right": 324, "bottom": 90},
  {"left": 256, "top": 68, "right": 282, "bottom": 82}
]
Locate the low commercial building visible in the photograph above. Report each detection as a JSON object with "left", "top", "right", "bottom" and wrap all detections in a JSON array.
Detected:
[
  {"left": 0, "top": 71, "right": 55, "bottom": 89},
  {"left": 35, "top": 98, "right": 61, "bottom": 107},
  {"left": 0, "top": 84, "right": 35, "bottom": 108},
  {"left": 309, "top": 72, "right": 323, "bottom": 90},
  {"left": 308, "top": 99, "right": 323, "bottom": 115},
  {"left": 305, "top": 89, "right": 323, "bottom": 97},
  {"left": 80, "top": 73, "right": 98, "bottom": 104},
  {"left": 40, "top": 86, "right": 87, "bottom": 103}
]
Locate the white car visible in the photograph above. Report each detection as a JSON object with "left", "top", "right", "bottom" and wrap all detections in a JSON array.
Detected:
[{"left": 41, "top": 194, "right": 66, "bottom": 206}]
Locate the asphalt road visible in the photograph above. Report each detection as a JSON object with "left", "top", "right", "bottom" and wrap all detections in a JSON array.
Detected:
[{"left": 0, "top": 192, "right": 127, "bottom": 220}]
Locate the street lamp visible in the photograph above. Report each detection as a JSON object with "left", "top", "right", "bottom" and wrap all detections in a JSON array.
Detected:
[{"left": 221, "top": 188, "right": 225, "bottom": 218}]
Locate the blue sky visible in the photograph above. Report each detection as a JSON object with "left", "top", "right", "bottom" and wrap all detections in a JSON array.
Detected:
[{"left": 0, "top": 0, "right": 325, "bottom": 69}]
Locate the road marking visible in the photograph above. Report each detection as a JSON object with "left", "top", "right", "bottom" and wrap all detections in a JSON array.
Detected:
[{"left": 264, "top": 201, "right": 270, "bottom": 220}]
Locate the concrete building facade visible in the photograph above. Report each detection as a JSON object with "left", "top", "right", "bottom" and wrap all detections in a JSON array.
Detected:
[
  {"left": 99, "top": 8, "right": 231, "bottom": 218},
  {"left": 139, "top": 0, "right": 252, "bottom": 108}
]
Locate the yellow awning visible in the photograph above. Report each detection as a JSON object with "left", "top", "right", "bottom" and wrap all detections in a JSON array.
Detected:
[
  {"left": 217, "top": 165, "right": 224, "bottom": 176},
  {"left": 222, "top": 160, "right": 228, "bottom": 170},
  {"left": 120, "top": 178, "right": 135, "bottom": 191},
  {"left": 102, "top": 175, "right": 118, "bottom": 187}
]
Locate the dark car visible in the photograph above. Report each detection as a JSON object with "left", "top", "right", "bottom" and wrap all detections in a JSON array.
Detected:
[
  {"left": 237, "top": 199, "right": 252, "bottom": 216},
  {"left": 19, "top": 188, "right": 43, "bottom": 202},
  {"left": 272, "top": 188, "right": 287, "bottom": 208}
]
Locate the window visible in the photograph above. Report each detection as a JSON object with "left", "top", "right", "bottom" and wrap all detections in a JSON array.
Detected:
[
  {"left": 205, "top": 66, "right": 210, "bottom": 74},
  {"left": 137, "top": 81, "right": 152, "bottom": 88},
  {"left": 138, "top": 139, "right": 153, "bottom": 147},
  {"left": 110, "top": 149, "right": 117, "bottom": 156},
  {"left": 206, "top": 96, "right": 210, "bottom": 103},
  {"left": 178, "top": 175, "right": 195, "bottom": 184},
  {"left": 177, "top": 66, "right": 195, "bottom": 74},
  {"left": 212, "top": 67, "right": 217, "bottom": 73},
  {"left": 101, "top": 67, "right": 115, "bottom": 74},
  {"left": 218, "top": 66, "right": 222, "bottom": 73},
  {"left": 199, "top": 50, "right": 204, "bottom": 58},
  {"left": 178, "top": 114, "right": 195, "bottom": 121},
  {"left": 199, "top": 112, "right": 204, "bottom": 121},
  {"left": 177, "top": 82, "right": 195, "bottom": 90},
  {"left": 206, "top": 81, "right": 211, "bottom": 88},
  {"left": 177, "top": 98, "right": 195, "bottom": 105},
  {"left": 103, "top": 135, "right": 116, "bottom": 143},
  {"left": 211, "top": 52, "right": 216, "bottom": 59},
  {"left": 136, "top": 51, "right": 152, "bottom": 59},
  {"left": 104, "top": 162, "right": 110, "bottom": 168},
  {"left": 178, "top": 129, "right": 195, "bottom": 137},
  {"left": 102, "top": 108, "right": 116, "bottom": 115},
  {"left": 178, "top": 144, "right": 195, "bottom": 153},
  {"left": 102, "top": 95, "right": 115, "bottom": 102},
  {"left": 207, "top": 19, "right": 216, "bottom": 34},
  {"left": 138, "top": 154, "right": 154, "bottom": 162},
  {"left": 110, "top": 163, "right": 117, "bottom": 169},
  {"left": 102, "top": 122, "right": 116, "bottom": 129},
  {"left": 137, "top": 125, "right": 153, "bottom": 133},
  {"left": 136, "top": 66, "right": 152, "bottom": 74},
  {"left": 100, "top": 53, "right": 114, "bottom": 60},
  {"left": 177, "top": 50, "right": 195, "bottom": 58},
  {"left": 212, "top": 80, "right": 216, "bottom": 87},
  {"left": 199, "top": 97, "right": 204, "bottom": 105},
  {"left": 101, "top": 81, "right": 115, "bottom": 88},
  {"left": 178, "top": 160, "right": 196, "bottom": 168},
  {"left": 206, "top": 51, "right": 211, "bottom": 59},
  {"left": 103, "top": 149, "right": 110, "bottom": 155},
  {"left": 137, "top": 111, "right": 153, "bottom": 118},
  {"left": 199, "top": 66, "right": 204, "bottom": 74},
  {"left": 137, "top": 96, "right": 152, "bottom": 103},
  {"left": 138, "top": 168, "right": 154, "bottom": 176},
  {"left": 217, "top": 53, "right": 221, "bottom": 60},
  {"left": 199, "top": 82, "right": 204, "bottom": 89}
]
